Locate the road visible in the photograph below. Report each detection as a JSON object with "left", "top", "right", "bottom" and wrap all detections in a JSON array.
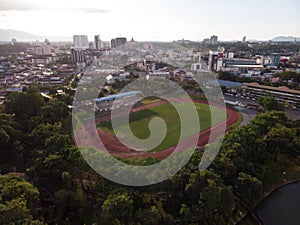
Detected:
[
  {"left": 224, "top": 95, "right": 258, "bottom": 126},
  {"left": 235, "top": 106, "right": 257, "bottom": 127},
  {"left": 224, "top": 95, "right": 300, "bottom": 123}
]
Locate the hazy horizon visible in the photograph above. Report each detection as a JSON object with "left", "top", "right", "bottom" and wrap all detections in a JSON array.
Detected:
[
  {"left": 0, "top": 28, "right": 299, "bottom": 43},
  {"left": 0, "top": 0, "right": 299, "bottom": 42}
]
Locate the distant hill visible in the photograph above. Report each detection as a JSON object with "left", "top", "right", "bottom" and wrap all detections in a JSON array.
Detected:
[
  {"left": 271, "top": 36, "right": 300, "bottom": 42},
  {"left": 0, "top": 29, "right": 71, "bottom": 42},
  {"left": 0, "top": 29, "right": 45, "bottom": 41}
]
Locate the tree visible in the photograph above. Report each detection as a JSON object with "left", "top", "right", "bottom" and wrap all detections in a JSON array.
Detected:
[
  {"left": 102, "top": 193, "right": 134, "bottom": 225},
  {"left": 40, "top": 100, "right": 69, "bottom": 124},
  {"left": 235, "top": 172, "right": 263, "bottom": 205},
  {"left": 218, "top": 71, "right": 235, "bottom": 81},
  {"left": 42, "top": 154, "right": 67, "bottom": 178},
  {"left": 274, "top": 71, "right": 300, "bottom": 83},
  {"left": 135, "top": 205, "right": 174, "bottom": 225},
  {"left": 0, "top": 173, "right": 45, "bottom": 224},
  {"left": 0, "top": 173, "right": 39, "bottom": 206},
  {"left": 28, "top": 123, "right": 66, "bottom": 151},
  {"left": 0, "top": 197, "right": 45, "bottom": 224},
  {"left": 0, "top": 113, "right": 21, "bottom": 157},
  {"left": 54, "top": 189, "right": 85, "bottom": 224},
  {"left": 4, "top": 87, "right": 45, "bottom": 122},
  {"left": 258, "top": 96, "right": 284, "bottom": 111},
  {"left": 265, "top": 126, "right": 299, "bottom": 155}
]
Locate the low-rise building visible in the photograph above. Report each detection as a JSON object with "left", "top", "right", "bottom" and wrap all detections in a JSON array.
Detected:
[{"left": 243, "top": 82, "right": 300, "bottom": 108}]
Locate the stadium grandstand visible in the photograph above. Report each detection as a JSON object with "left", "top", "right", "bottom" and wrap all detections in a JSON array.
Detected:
[
  {"left": 95, "top": 91, "right": 142, "bottom": 112},
  {"left": 243, "top": 82, "right": 300, "bottom": 108}
]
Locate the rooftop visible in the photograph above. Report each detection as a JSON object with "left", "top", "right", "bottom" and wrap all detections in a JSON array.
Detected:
[
  {"left": 243, "top": 82, "right": 300, "bottom": 95},
  {"left": 95, "top": 91, "right": 142, "bottom": 103}
]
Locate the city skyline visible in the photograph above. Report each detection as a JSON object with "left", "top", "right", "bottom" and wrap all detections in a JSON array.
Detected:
[{"left": 0, "top": 0, "right": 300, "bottom": 42}]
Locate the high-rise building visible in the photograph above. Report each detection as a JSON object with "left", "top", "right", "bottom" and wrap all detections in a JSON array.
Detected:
[
  {"left": 270, "top": 53, "right": 280, "bottom": 66},
  {"left": 242, "top": 36, "right": 247, "bottom": 43},
  {"left": 111, "top": 39, "right": 116, "bottom": 49},
  {"left": 71, "top": 48, "right": 86, "bottom": 64},
  {"left": 103, "top": 41, "right": 111, "bottom": 49},
  {"left": 89, "top": 43, "right": 94, "bottom": 49},
  {"left": 95, "top": 35, "right": 100, "bottom": 49},
  {"left": 208, "top": 51, "right": 223, "bottom": 72},
  {"left": 210, "top": 35, "right": 218, "bottom": 45},
  {"left": 111, "top": 37, "right": 127, "bottom": 48},
  {"left": 11, "top": 38, "right": 17, "bottom": 45},
  {"left": 73, "top": 35, "right": 89, "bottom": 49},
  {"left": 35, "top": 44, "right": 51, "bottom": 55}
]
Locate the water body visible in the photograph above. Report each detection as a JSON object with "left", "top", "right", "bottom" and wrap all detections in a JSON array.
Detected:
[{"left": 256, "top": 181, "right": 300, "bottom": 225}]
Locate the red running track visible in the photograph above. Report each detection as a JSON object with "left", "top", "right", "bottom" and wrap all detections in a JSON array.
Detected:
[{"left": 75, "top": 99, "right": 240, "bottom": 160}]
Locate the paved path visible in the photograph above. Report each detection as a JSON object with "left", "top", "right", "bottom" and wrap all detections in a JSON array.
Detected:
[{"left": 235, "top": 106, "right": 257, "bottom": 127}]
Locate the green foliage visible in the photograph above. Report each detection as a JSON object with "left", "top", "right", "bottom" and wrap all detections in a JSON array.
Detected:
[
  {"left": 28, "top": 123, "right": 68, "bottom": 151},
  {"left": 40, "top": 100, "right": 69, "bottom": 124},
  {"left": 56, "top": 54, "right": 72, "bottom": 64},
  {"left": 99, "top": 102, "right": 226, "bottom": 152},
  {"left": 265, "top": 126, "right": 299, "bottom": 154},
  {"left": 0, "top": 80, "right": 300, "bottom": 225},
  {"left": 102, "top": 193, "right": 134, "bottom": 224},
  {"left": 236, "top": 172, "right": 263, "bottom": 205},
  {"left": 54, "top": 189, "right": 85, "bottom": 224},
  {"left": 218, "top": 71, "right": 235, "bottom": 81},
  {"left": 0, "top": 174, "right": 39, "bottom": 207},
  {"left": 4, "top": 87, "right": 45, "bottom": 122},
  {"left": 258, "top": 96, "right": 284, "bottom": 111},
  {"left": 274, "top": 71, "right": 300, "bottom": 83},
  {"left": 0, "top": 173, "right": 45, "bottom": 224}
]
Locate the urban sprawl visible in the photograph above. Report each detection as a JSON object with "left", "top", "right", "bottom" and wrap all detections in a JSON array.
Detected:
[{"left": 1, "top": 34, "right": 300, "bottom": 109}]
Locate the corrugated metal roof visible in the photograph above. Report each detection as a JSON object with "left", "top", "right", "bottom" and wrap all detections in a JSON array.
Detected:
[{"left": 95, "top": 91, "right": 142, "bottom": 102}]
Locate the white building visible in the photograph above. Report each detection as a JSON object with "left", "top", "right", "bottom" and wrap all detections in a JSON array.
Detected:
[
  {"left": 35, "top": 44, "right": 51, "bottom": 55},
  {"left": 102, "top": 41, "right": 111, "bottom": 49},
  {"left": 208, "top": 51, "right": 223, "bottom": 72},
  {"left": 210, "top": 35, "right": 218, "bottom": 44},
  {"left": 191, "top": 63, "right": 202, "bottom": 71},
  {"left": 227, "top": 52, "right": 234, "bottom": 59},
  {"left": 73, "top": 35, "right": 89, "bottom": 49}
]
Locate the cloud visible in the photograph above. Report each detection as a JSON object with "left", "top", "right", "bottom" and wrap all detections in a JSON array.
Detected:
[
  {"left": 0, "top": 0, "right": 46, "bottom": 11},
  {"left": 0, "top": 1, "right": 110, "bottom": 13},
  {"left": 81, "top": 8, "right": 110, "bottom": 13}
]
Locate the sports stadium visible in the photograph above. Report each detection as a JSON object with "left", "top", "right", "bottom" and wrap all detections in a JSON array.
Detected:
[{"left": 89, "top": 91, "right": 240, "bottom": 159}]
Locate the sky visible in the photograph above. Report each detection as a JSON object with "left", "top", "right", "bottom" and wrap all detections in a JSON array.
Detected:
[{"left": 0, "top": 0, "right": 300, "bottom": 42}]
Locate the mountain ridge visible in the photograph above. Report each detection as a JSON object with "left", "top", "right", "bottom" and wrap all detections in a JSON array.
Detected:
[{"left": 0, "top": 29, "right": 70, "bottom": 42}]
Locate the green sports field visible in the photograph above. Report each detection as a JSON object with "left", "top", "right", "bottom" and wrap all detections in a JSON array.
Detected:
[{"left": 98, "top": 102, "right": 226, "bottom": 152}]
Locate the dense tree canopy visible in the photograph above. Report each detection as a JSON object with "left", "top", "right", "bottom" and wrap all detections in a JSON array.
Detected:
[
  {"left": 0, "top": 84, "right": 299, "bottom": 224},
  {"left": 0, "top": 174, "right": 45, "bottom": 224},
  {"left": 258, "top": 96, "right": 284, "bottom": 111}
]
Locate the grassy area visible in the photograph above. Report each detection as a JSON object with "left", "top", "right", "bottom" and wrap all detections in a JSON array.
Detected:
[
  {"left": 233, "top": 156, "right": 300, "bottom": 225},
  {"left": 99, "top": 102, "right": 226, "bottom": 152},
  {"left": 262, "top": 155, "right": 300, "bottom": 191}
]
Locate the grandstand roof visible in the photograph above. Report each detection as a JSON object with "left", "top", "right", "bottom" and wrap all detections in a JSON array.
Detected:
[
  {"left": 208, "top": 80, "right": 243, "bottom": 88},
  {"left": 95, "top": 91, "right": 142, "bottom": 103},
  {"left": 243, "top": 82, "right": 300, "bottom": 95}
]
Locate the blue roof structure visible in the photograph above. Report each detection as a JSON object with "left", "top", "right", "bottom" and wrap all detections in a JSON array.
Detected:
[
  {"left": 217, "top": 80, "right": 243, "bottom": 88},
  {"left": 95, "top": 91, "right": 142, "bottom": 103},
  {"left": 208, "top": 80, "right": 243, "bottom": 88},
  {"left": 6, "top": 87, "right": 23, "bottom": 92}
]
